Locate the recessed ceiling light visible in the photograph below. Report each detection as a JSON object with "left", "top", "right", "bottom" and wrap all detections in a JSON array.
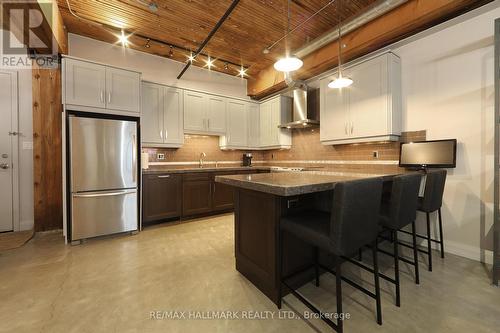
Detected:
[
  {"left": 205, "top": 56, "right": 215, "bottom": 69},
  {"left": 238, "top": 66, "right": 247, "bottom": 78},
  {"left": 118, "top": 30, "right": 129, "bottom": 47}
]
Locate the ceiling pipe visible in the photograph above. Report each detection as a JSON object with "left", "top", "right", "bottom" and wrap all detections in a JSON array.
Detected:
[{"left": 294, "top": 0, "right": 408, "bottom": 58}]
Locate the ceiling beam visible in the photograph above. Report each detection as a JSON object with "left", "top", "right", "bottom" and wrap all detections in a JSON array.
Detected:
[
  {"left": 177, "top": 0, "right": 241, "bottom": 79},
  {"left": 247, "top": 0, "right": 492, "bottom": 100}
]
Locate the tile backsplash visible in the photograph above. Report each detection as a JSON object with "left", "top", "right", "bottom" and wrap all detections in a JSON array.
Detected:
[{"left": 142, "top": 130, "right": 426, "bottom": 173}]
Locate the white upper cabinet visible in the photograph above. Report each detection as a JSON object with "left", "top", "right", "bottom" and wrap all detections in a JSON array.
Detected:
[
  {"left": 64, "top": 58, "right": 106, "bottom": 109},
  {"left": 247, "top": 103, "right": 260, "bottom": 148},
  {"left": 105, "top": 67, "right": 141, "bottom": 113},
  {"left": 320, "top": 52, "right": 401, "bottom": 145},
  {"left": 259, "top": 96, "right": 292, "bottom": 149},
  {"left": 183, "top": 91, "right": 207, "bottom": 132},
  {"left": 207, "top": 95, "right": 227, "bottom": 134},
  {"left": 163, "top": 87, "right": 184, "bottom": 146},
  {"left": 184, "top": 91, "right": 227, "bottom": 134},
  {"left": 222, "top": 100, "right": 248, "bottom": 148},
  {"left": 141, "top": 82, "right": 184, "bottom": 148},
  {"left": 63, "top": 57, "right": 141, "bottom": 115},
  {"left": 141, "top": 82, "right": 164, "bottom": 145}
]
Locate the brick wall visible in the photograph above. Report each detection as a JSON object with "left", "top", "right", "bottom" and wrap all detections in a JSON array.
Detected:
[{"left": 143, "top": 130, "right": 426, "bottom": 173}]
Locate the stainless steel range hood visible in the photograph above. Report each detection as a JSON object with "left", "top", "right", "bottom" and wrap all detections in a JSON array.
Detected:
[{"left": 279, "top": 88, "right": 320, "bottom": 129}]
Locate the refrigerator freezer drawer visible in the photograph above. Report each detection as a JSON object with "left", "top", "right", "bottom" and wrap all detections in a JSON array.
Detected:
[
  {"left": 71, "top": 189, "right": 138, "bottom": 240},
  {"left": 70, "top": 116, "right": 137, "bottom": 192}
]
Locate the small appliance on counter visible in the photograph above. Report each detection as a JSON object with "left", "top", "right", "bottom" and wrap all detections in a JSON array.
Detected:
[{"left": 242, "top": 153, "right": 252, "bottom": 167}]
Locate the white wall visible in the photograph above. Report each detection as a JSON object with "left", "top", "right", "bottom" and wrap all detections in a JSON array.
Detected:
[
  {"left": 392, "top": 2, "right": 500, "bottom": 263},
  {"left": 67, "top": 34, "right": 249, "bottom": 99},
  {"left": 0, "top": 29, "right": 34, "bottom": 231}
]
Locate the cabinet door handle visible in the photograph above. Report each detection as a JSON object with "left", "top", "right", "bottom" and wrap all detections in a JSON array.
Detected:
[
  {"left": 207, "top": 119, "right": 210, "bottom": 129},
  {"left": 164, "top": 129, "right": 168, "bottom": 139},
  {"left": 158, "top": 175, "right": 171, "bottom": 178},
  {"left": 213, "top": 182, "right": 216, "bottom": 194},
  {"left": 344, "top": 122, "right": 348, "bottom": 135},
  {"left": 100, "top": 91, "right": 104, "bottom": 103},
  {"left": 108, "top": 92, "right": 112, "bottom": 104},
  {"left": 160, "top": 130, "right": 163, "bottom": 139},
  {"left": 350, "top": 122, "right": 354, "bottom": 134}
]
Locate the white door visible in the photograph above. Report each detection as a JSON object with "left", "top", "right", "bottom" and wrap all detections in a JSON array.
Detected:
[
  {"left": 247, "top": 103, "right": 260, "bottom": 148},
  {"left": 320, "top": 77, "right": 350, "bottom": 142},
  {"left": 184, "top": 91, "right": 207, "bottom": 132},
  {"left": 0, "top": 71, "right": 17, "bottom": 232},
  {"left": 226, "top": 100, "right": 247, "bottom": 146},
  {"left": 347, "top": 56, "right": 388, "bottom": 138},
  {"left": 105, "top": 67, "right": 141, "bottom": 113},
  {"left": 207, "top": 95, "right": 226, "bottom": 133},
  {"left": 164, "top": 87, "right": 184, "bottom": 146},
  {"left": 141, "top": 82, "right": 164, "bottom": 145},
  {"left": 64, "top": 58, "right": 106, "bottom": 109}
]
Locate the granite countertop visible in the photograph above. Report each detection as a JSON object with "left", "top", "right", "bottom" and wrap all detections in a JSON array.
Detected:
[
  {"left": 215, "top": 171, "right": 399, "bottom": 196},
  {"left": 142, "top": 165, "right": 270, "bottom": 175}
]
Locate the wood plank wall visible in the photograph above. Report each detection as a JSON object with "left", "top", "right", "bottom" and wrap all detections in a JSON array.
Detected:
[{"left": 32, "top": 63, "right": 63, "bottom": 231}]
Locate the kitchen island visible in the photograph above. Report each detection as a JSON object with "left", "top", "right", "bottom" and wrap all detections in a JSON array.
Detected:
[{"left": 215, "top": 171, "right": 397, "bottom": 306}]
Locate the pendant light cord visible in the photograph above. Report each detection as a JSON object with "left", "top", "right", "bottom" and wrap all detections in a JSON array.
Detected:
[{"left": 337, "top": 0, "right": 342, "bottom": 78}]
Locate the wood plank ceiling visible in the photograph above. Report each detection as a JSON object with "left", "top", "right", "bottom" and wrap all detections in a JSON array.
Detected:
[{"left": 56, "top": 0, "right": 378, "bottom": 78}]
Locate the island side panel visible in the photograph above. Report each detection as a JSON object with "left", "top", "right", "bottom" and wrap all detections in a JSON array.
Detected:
[
  {"left": 234, "top": 188, "right": 281, "bottom": 303},
  {"left": 234, "top": 188, "right": 316, "bottom": 306}
]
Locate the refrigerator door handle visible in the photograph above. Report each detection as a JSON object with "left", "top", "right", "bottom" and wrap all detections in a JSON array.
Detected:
[
  {"left": 132, "top": 134, "right": 137, "bottom": 183},
  {"left": 73, "top": 189, "right": 136, "bottom": 198}
]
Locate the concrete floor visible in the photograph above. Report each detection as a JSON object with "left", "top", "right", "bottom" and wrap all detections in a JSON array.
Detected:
[{"left": 0, "top": 214, "right": 499, "bottom": 333}]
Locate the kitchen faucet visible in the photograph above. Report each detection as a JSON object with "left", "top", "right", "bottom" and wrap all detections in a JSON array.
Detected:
[{"left": 199, "top": 152, "right": 207, "bottom": 168}]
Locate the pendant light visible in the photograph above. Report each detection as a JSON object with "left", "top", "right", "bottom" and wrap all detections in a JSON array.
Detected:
[
  {"left": 274, "top": 0, "right": 303, "bottom": 72},
  {"left": 328, "top": 0, "right": 353, "bottom": 89}
]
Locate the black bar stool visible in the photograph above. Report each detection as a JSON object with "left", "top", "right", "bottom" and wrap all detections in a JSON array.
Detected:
[
  {"left": 398, "top": 170, "right": 447, "bottom": 272},
  {"left": 418, "top": 169, "right": 447, "bottom": 271},
  {"left": 277, "top": 177, "right": 384, "bottom": 332},
  {"left": 377, "top": 173, "right": 421, "bottom": 306}
]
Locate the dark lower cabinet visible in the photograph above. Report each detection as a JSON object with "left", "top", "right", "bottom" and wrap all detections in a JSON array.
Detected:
[
  {"left": 143, "top": 169, "right": 271, "bottom": 222},
  {"left": 143, "top": 174, "right": 182, "bottom": 222},
  {"left": 182, "top": 173, "right": 212, "bottom": 216},
  {"left": 212, "top": 172, "right": 237, "bottom": 212}
]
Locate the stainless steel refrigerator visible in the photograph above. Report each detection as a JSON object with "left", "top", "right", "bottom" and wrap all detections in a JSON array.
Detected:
[{"left": 68, "top": 115, "right": 139, "bottom": 242}]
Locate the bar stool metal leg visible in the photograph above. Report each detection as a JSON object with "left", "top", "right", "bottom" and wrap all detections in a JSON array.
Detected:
[
  {"left": 438, "top": 208, "right": 445, "bottom": 258},
  {"left": 277, "top": 229, "right": 283, "bottom": 309},
  {"left": 411, "top": 220, "right": 420, "bottom": 284},
  {"left": 372, "top": 239, "right": 382, "bottom": 325},
  {"left": 426, "top": 212, "right": 433, "bottom": 271},
  {"left": 335, "top": 256, "right": 343, "bottom": 333},
  {"left": 393, "top": 230, "right": 401, "bottom": 307},
  {"left": 314, "top": 247, "right": 320, "bottom": 287}
]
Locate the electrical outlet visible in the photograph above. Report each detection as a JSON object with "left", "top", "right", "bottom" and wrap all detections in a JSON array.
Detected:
[
  {"left": 157, "top": 153, "right": 165, "bottom": 160},
  {"left": 373, "top": 151, "right": 379, "bottom": 159}
]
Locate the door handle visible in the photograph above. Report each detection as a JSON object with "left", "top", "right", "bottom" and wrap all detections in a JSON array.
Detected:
[
  {"left": 132, "top": 134, "right": 137, "bottom": 183},
  {"left": 73, "top": 190, "right": 135, "bottom": 198},
  {"left": 0, "top": 163, "right": 9, "bottom": 169}
]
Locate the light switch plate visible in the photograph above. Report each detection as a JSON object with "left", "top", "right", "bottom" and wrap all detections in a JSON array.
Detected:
[
  {"left": 22, "top": 141, "right": 33, "bottom": 150},
  {"left": 157, "top": 153, "right": 165, "bottom": 160}
]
